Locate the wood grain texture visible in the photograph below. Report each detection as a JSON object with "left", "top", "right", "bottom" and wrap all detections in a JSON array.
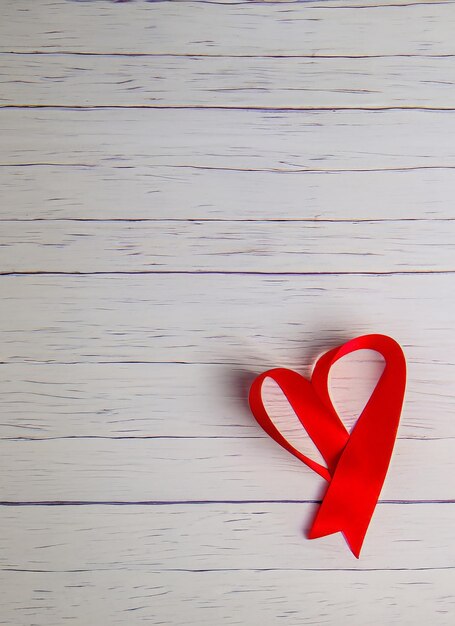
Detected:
[
  {"left": 0, "top": 274, "right": 453, "bottom": 365},
  {"left": 1, "top": 504, "right": 454, "bottom": 570},
  {"left": 0, "top": 436, "right": 453, "bottom": 501},
  {"left": 2, "top": 0, "right": 455, "bottom": 56},
  {"left": 3, "top": 53, "right": 455, "bottom": 108},
  {"left": 0, "top": 568, "right": 452, "bottom": 626},
  {"left": 2, "top": 165, "right": 454, "bottom": 220},
  {"left": 3, "top": 108, "right": 455, "bottom": 169},
  {"left": 2, "top": 0, "right": 455, "bottom": 623},
  {"left": 1, "top": 219, "right": 454, "bottom": 273},
  {"left": 1, "top": 359, "right": 453, "bottom": 439}
]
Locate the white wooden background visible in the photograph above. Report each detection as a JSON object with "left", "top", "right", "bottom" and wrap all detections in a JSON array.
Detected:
[{"left": 1, "top": 0, "right": 454, "bottom": 624}]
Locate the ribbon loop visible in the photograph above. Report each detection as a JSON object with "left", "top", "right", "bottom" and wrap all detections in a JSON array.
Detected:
[{"left": 249, "top": 334, "right": 406, "bottom": 558}]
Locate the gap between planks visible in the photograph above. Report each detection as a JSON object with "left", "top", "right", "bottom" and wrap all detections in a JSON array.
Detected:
[
  {"left": 2, "top": 165, "right": 454, "bottom": 172},
  {"left": 1, "top": 218, "right": 455, "bottom": 222},
  {"left": 0, "top": 270, "right": 452, "bottom": 277},
  {"left": 4, "top": 51, "right": 455, "bottom": 58},
  {"left": 1, "top": 500, "right": 454, "bottom": 506},
  {"left": 4, "top": 106, "right": 455, "bottom": 112}
]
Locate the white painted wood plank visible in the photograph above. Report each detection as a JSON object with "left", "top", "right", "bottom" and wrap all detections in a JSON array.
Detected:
[
  {"left": 0, "top": 274, "right": 453, "bottom": 366},
  {"left": 1, "top": 504, "right": 454, "bottom": 570},
  {"left": 0, "top": 568, "right": 452, "bottom": 626},
  {"left": 3, "top": 54, "right": 455, "bottom": 108},
  {"left": 1, "top": 1, "right": 455, "bottom": 56},
  {"left": 0, "top": 437, "right": 453, "bottom": 501},
  {"left": 2, "top": 109, "right": 455, "bottom": 170},
  {"left": 1, "top": 219, "right": 454, "bottom": 273},
  {"left": 0, "top": 359, "right": 452, "bottom": 439},
  {"left": 1, "top": 165, "right": 452, "bottom": 220}
]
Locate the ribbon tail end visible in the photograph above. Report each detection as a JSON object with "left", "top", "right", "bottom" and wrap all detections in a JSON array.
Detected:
[
  {"left": 308, "top": 518, "right": 365, "bottom": 559},
  {"left": 342, "top": 529, "right": 364, "bottom": 559}
]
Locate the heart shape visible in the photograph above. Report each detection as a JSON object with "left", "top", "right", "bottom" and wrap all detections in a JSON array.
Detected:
[{"left": 248, "top": 334, "right": 406, "bottom": 557}]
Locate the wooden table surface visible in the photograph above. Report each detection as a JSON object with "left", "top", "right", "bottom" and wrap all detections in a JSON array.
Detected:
[{"left": 0, "top": 1, "right": 454, "bottom": 624}]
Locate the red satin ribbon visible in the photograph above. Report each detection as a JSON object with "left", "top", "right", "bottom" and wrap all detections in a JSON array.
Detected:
[{"left": 248, "top": 334, "right": 406, "bottom": 558}]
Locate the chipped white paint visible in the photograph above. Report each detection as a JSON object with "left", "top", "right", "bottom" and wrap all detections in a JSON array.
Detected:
[{"left": 0, "top": 1, "right": 454, "bottom": 624}]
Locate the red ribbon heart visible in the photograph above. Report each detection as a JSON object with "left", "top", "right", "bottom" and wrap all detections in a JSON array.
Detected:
[{"left": 248, "top": 334, "right": 406, "bottom": 558}]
